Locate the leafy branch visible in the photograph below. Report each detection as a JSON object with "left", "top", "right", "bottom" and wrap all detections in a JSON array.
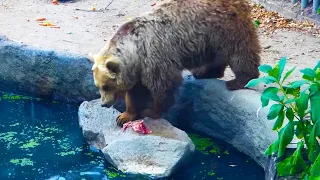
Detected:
[{"left": 245, "top": 57, "right": 320, "bottom": 179}]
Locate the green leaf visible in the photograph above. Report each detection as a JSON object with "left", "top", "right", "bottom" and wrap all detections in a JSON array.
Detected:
[
  {"left": 310, "top": 153, "right": 320, "bottom": 176},
  {"left": 300, "top": 165, "right": 312, "bottom": 180},
  {"left": 296, "top": 92, "right": 309, "bottom": 119},
  {"left": 260, "top": 96, "right": 269, "bottom": 108},
  {"left": 268, "top": 64, "right": 280, "bottom": 80},
  {"left": 245, "top": 76, "right": 277, "bottom": 88},
  {"left": 276, "top": 141, "right": 307, "bottom": 177},
  {"left": 273, "top": 111, "right": 285, "bottom": 131},
  {"left": 303, "top": 74, "right": 315, "bottom": 81},
  {"left": 278, "top": 122, "right": 295, "bottom": 157},
  {"left": 264, "top": 76, "right": 278, "bottom": 84},
  {"left": 309, "top": 84, "right": 320, "bottom": 97},
  {"left": 278, "top": 57, "right": 287, "bottom": 80},
  {"left": 301, "top": 68, "right": 316, "bottom": 79},
  {"left": 308, "top": 176, "right": 320, "bottom": 180},
  {"left": 291, "top": 141, "right": 308, "bottom": 174},
  {"left": 245, "top": 78, "right": 262, "bottom": 88},
  {"left": 254, "top": 19, "right": 261, "bottom": 28},
  {"left": 276, "top": 155, "right": 295, "bottom": 177},
  {"left": 267, "top": 104, "right": 284, "bottom": 120},
  {"left": 261, "top": 87, "right": 280, "bottom": 101},
  {"left": 315, "top": 68, "right": 320, "bottom": 80},
  {"left": 295, "top": 121, "right": 304, "bottom": 139},
  {"left": 286, "top": 108, "right": 294, "bottom": 121},
  {"left": 283, "top": 85, "right": 300, "bottom": 97},
  {"left": 307, "top": 121, "right": 314, "bottom": 135},
  {"left": 264, "top": 139, "right": 279, "bottom": 156},
  {"left": 282, "top": 67, "right": 296, "bottom": 83},
  {"left": 313, "top": 61, "right": 320, "bottom": 71},
  {"left": 258, "top": 64, "right": 273, "bottom": 73},
  {"left": 308, "top": 120, "right": 320, "bottom": 162},
  {"left": 310, "top": 120, "right": 320, "bottom": 141},
  {"left": 289, "top": 80, "right": 309, "bottom": 88},
  {"left": 311, "top": 91, "right": 320, "bottom": 123}
]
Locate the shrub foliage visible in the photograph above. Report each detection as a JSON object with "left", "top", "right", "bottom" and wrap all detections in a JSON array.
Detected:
[{"left": 246, "top": 57, "right": 320, "bottom": 179}]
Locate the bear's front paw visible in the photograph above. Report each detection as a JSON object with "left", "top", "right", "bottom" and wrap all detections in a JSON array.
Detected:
[
  {"left": 116, "top": 112, "right": 136, "bottom": 127},
  {"left": 141, "top": 109, "right": 161, "bottom": 119}
]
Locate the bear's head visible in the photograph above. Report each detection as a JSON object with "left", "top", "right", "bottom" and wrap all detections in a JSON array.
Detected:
[
  {"left": 88, "top": 52, "right": 127, "bottom": 108},
  {"left": 88, "top": 20, "right": 138, "bottom": 108}
]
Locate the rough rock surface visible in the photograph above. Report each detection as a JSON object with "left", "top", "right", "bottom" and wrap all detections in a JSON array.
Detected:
[
  {"left": 0, "top": 36, "right": 99, "bottom": 104},
  {"left": 78, "top": 99, "right": 195, "bottom": 179},
  {"left": 165, "top": 73, "right": 278, "bottom": 169},
  {"left": 111, "top": 72, "right": 279, "bottom": 170}
]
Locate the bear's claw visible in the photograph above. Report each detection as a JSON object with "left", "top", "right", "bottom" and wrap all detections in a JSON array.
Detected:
[{"left": 116, "top": 112, "right": 136, "bottom": 127}]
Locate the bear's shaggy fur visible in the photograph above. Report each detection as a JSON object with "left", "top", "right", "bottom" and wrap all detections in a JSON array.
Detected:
[{"left": 89, "top": 0, "right": 261, "bottom": 126}]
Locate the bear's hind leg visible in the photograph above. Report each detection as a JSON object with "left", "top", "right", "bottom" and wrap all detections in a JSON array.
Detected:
[
  {"left": 191, "top": 63, "right": 227, "bottom": 79},
  {"left": 140, "top": 91, "right": 166, "bottom": 119},
  {"left": 141, "top": 69, "right": 182, "bottom": 119},
  {"left": 141, "top": 88, "right": 176, "bottom": 119},
  {"left": 226, "top": 53, "right": 260, "bottom": 90}
]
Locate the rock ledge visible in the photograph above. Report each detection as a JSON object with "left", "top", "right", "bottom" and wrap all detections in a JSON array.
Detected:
[{"left": 78, "top": 99, "right": 195, "bottom": 179}]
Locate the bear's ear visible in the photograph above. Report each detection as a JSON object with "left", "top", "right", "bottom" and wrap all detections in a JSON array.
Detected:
[
  {"left": 88, "top": 53, "right": 95, "bottom": 63},
  {"left": 106, "top": 59, "right": 120, "bottom": 74},
  {"left": 110, "top": 21, "right": 134, "bottom": 45},
  {"left": 116, "top": 21, "right": 134, "bottom": 37}
]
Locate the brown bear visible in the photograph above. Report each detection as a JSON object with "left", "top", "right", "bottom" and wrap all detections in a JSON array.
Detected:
[{"left": 88, "top": 0, "right": 261, "bottom": 126}]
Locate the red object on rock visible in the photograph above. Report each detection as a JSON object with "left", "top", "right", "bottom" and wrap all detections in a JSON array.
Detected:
[{"left": 122, "top": 120, "right": 152, "bottom": 134}]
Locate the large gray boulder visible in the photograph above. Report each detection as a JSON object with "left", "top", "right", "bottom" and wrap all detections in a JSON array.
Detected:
[
  {"left": 0, "top": 35, "right": 99, "bottom": 104},
  {"left": 111, "top": 72, "right": 278, "bottom": 170},
  {"left": 164, "top": 73, "right": 278, "bottom": 169},
  {"left": 78, "top": 99, "right": 195, "bottom": 179}
]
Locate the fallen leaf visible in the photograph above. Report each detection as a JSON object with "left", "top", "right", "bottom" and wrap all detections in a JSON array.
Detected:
[
  {"left": 251, "top": 3, "right": 320, "bottom": 37},
  {"left": 50, "top": 25, "right": 60, "bottom": 29},
  {"left": 39, "top": 21, "right": 52, "bottom": 26},
  {"left": 35, "top": 17, "right": 46, "bottom": 21}
]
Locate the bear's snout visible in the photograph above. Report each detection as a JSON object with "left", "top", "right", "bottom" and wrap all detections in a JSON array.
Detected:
[
  {"left": 100, "top": 94, "right": 116, "bottom": 108},
  {"left": 101, "top": 102, "right": 112, "bottom": 108}
]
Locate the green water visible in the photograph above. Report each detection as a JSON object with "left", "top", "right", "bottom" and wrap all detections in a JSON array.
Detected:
[{"left": 0, "top": 91, "right": 264, "bottom": 180}]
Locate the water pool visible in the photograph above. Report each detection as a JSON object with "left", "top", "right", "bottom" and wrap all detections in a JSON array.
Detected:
[{"left": 0, "top": 91, "right": 264, "bottom": 180}]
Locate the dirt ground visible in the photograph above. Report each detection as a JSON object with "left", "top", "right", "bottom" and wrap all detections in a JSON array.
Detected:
[{"left": 0, "top": 0, "right": 319, "bottom": 86}]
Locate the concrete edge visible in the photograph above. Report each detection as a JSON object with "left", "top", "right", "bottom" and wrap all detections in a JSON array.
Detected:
[{"left": 0, "top": 35, "right": 99, "bottom": 104}]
